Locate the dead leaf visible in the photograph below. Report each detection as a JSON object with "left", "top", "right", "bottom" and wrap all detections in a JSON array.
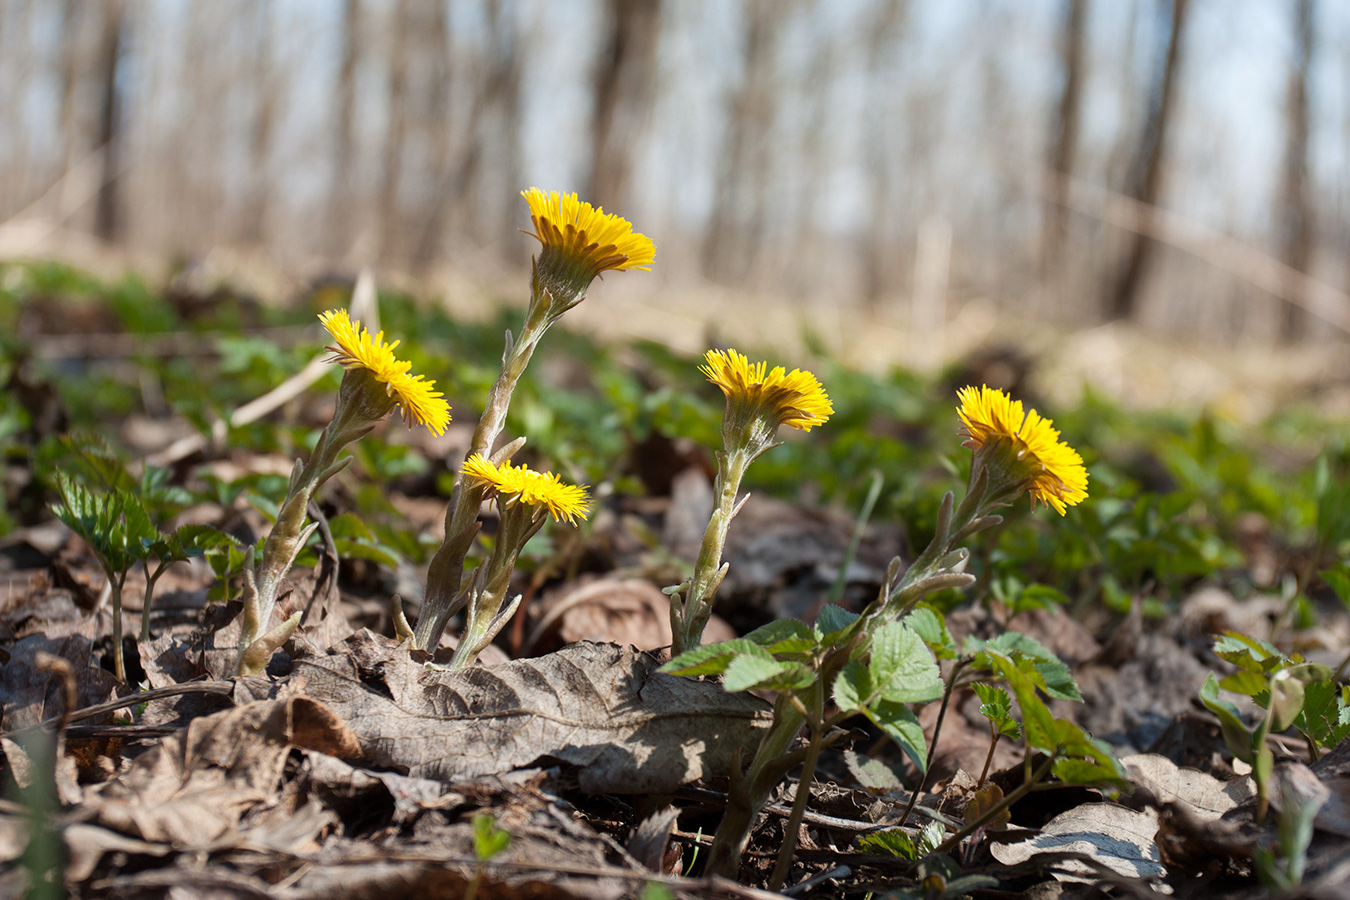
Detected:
[
  {"left": 530, "top": 576, "right": 735, "bottom": 654},
  {"left": 84, "top": 696, "right": 358, "bottom": 846},
  {"left": 1122, "top": 753, "right": 1254, "bottom": 821},
  {"left": 283, "top": 631, "right": 771, "bottom": 793},
  {"left": 989, "top": 803, "right": 1165, "bottom": 883}
]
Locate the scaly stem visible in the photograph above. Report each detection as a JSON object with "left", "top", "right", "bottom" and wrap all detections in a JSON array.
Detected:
[
  {"left": 109, "top": 572, "right": 126, "bottom": 683},
  {"left": 416, "top": 306, "right": 550, "bottom": 651},
  {"left": 705, "top": 694, "right": 807, "bottom": 879},
  {"left": 671, "top": 448, "right": 750, "bottom": 656}
]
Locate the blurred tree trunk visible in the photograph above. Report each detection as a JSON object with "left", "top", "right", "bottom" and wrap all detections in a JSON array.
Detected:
[
  {"left": 378, "top": 0, "right": 411, "bottom": 260},
  {"left": 242, "top": 1, "right": 276, "bottom": 246},
  {"left": 93, "top": 0, "right": 124, "bottom": 242},
  {"left": 412, "top": 1, "right": 452, "bottom": 269},
  {"left": 860, "top": 0, "right": 910, "bottom": 306},
  {"left": 330, "top": 0, "right": 361, "bottom": 258},
  {"left": 1277, "top": 0, "right": 1313, "bottom": 341},
  {"left": 1106, "top": 0, "right": 1190, "bottom": 322},
  {"left": 1041, "top": 0, "right": 1086, "bottom": 282},
  {"left": 57, "top": 0, "right": 85, "bottom": 203},
  {"left": 702, "top": 0, "right": 787, "bottom": 284},
  {"left": 463, "top": 1, "right": 523, "bottom": 248},
  {"left": 586, "top": 0, "right": 662, "bottom": 212}
]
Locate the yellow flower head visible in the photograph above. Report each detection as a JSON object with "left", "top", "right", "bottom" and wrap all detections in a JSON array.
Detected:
[
  {"left": 520, "top": 189, "right": 654, "bottom": 309},
  {"left": 319, "top": 309, "right": 451, "bottom": 436},
  {"left": 956, "top": 385, "right": 1088, "bottom": 515},
  {"left": 462, "top": 453, "right": 591, "bottom": 525},
  {"left": 701, "top": 349, "right": 833, "bottom": 433}
]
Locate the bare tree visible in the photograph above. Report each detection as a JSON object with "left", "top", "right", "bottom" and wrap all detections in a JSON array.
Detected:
[
  {"left": 1041, "top": 0, "right": 1087, "bottom": 284},
  {"left": 1106, "top": 0, "right": 1191, "bottom": 322},
  {"left": 93, "top": 0, "right": 124, "bottom": 243},
  {"left": 586, "top": 0, "right": 663, "bottom": 211},
  {"left": 859, "top": 0, "right": 912, "bottom": 305},
  {"left": 378, "top": 0, "right": 411, "bottom": 261},
  {"left": 241, "top": 1, "right": 277, "bottom": 246},
  {"left": 1277, "top": 0, "right": 1314, "bottom": 341},
  {"left": 702, "top": 0, "right": 791, "bottom": 283},
  {"left": 411, "top": 1, "right": 453, "bottom": 269},
  {"left": 330, "top": 0, "right": 362, "bottom": 258}
]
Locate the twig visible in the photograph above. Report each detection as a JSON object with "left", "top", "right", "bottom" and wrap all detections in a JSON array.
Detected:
[{"left": 1, "top": 681, "right": 234, "bottom": 739}]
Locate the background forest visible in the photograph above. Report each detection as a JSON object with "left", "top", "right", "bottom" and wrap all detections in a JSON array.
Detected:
[{"left": 2, "top": 0, "right": 1350, "bottom": 349}]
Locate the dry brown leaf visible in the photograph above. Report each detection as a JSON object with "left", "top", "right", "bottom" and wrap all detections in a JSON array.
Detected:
[
  {"left": 1123, "top": 752, "right": 1254, "bottom": 821},
  {"left": 283, "top": 632, "right": 771, "bottom": 793},
  {"left": 989, "top": 803, "right": 1165, "bottom": 884}
]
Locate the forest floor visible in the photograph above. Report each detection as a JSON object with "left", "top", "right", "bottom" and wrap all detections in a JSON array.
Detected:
[{"left": 3, "top": 258, "right": 1350, "bottom": 899}]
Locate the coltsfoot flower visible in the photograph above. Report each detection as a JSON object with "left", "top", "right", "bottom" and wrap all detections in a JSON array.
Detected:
[
  {"left": 702, "top": 348, "right": 833, "bottom": 438},
  {"left": 461, "top": 453, "right": 590, "bottom": 524},
  {"left": 957, "top": 385, "right": 1088, "bottom": 515},
  {"left": 521, "top": 188, "right": 655, "bottom": 307},
  {"left": 320, "top": 309, "right": 451, "bottom": 435}
]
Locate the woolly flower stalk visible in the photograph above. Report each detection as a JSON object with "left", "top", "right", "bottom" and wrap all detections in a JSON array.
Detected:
[
  {"left": 235, "top": 310, "right": 449, "bottom": 675},
  {"left": 669, "top": 350, "right": 832, "bottom": 656},
  {"left": 445, "top": 454, "right": 590, "bottom": 669},
  {"left": 413, "top": 189, "right": 652, "bottom": 653},
  {"left": 956, "top": 385, "right": 1088, "bottom": 515}
]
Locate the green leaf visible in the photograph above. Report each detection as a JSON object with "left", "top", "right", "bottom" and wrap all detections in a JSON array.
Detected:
[
  {"left": 815, "top": 604, "right": 860, "bottom": 643},
  {"left": 1213, "top": 632, "right": 1283, "bottom": 674},
  {"left": 1322, "top": 564, "right": 1350, "bottom": 611},
  {"left": 865, "top": 698, "right": 928, "bottom": 773},
  {"left": 662, "top": 639, "right": 762, "bottom": 677},
  {"left": 857, "top": 820, "right": 944, "bottom": 860},
  {"left": 833, "top": 660, "right": 871, "bottom": 713},
  {"left": 869, "top": 622, "right": 942, "bottom": 704},
  {"left": 722, "top": 652, "right": 817, "bottom": 693},
  {"left": 971, "top": 632, "right": 1081, "bottom": 701},
  {"left": 903, "top": 605, "right": 956, "bottom": 659},
  {"left": 471, "top": 811, "right": 512, "bottom": 861},
  {"left": 1268, "top": 670, "right": 1306, "bottom": 734},
  {"left": 986, "top": 650, "right": 1057, "bottom": 753},
  {"left": 742, "top": 618, "right": 817, "bottom": 655},
  {"left": 1199, "top": 674, "right": 1255, "bottom": 763},
  {"left": 972, "top": 682, "right": 1021, "bottom": 740}
]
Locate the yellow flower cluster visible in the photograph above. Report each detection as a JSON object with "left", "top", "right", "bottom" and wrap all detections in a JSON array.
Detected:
[
  {"left": 521, "top": 188, "right": 655, "bottom": 277},
  {"left": 956, "top": 385, "right": 1088, "bottom": 515},
  {"left": 319, "top": 309, "right": 451, "bottom": 436},
  {"left": 461, "top": 453, "right": 591, "bottom": 524},
  {"left": 701, "top": 349, "right": 833, "bottom": 432}
]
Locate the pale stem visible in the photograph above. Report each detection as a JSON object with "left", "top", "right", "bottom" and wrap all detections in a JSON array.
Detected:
[
  {"left": 672, "top": 448, "right": 751, "bottom": 656},
  {"left": 416, "top": 301, "right": 551, "bottom": 651}
]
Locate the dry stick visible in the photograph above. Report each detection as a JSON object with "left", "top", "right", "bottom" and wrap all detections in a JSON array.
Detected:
[
  {"left": 1, "top": 681, "right": 235, "bottom": 740},
  {"left": 897, "top": 656, "right": 971, "bottom": 830}
]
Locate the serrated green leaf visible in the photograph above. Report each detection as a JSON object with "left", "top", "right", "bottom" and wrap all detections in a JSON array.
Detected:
[
  {"left": 742, "top": 618, "right": 817, "bottom": 655},
  {"left": 833, "top": 659, "right": 871, "bottom": 713},
  {"left": 870, "top": 622, "right": 942, "bottom": 704},
  {"left": 1214, "top": 632, "right": 1283, "bottom": 673},
  {"left": 1220, "top": 669, "right": 1272, "bottom": 699},
  {"left": 987, "top": 650, "right": 1057, "bottom": 753},
  {"left": 865, "top": 699, "right": 927, "bottom": 773},
  {"left": 722, "top": 653, "right": 816, "bottom": 693},
  {"left": 903, "top": 605, "right": 956, "bottom": 659},
  {"left": 972, "top": 632, "right": 1081, "bottom": 701},
  {"left": 662, "top": 638, "right": 762, "bottom": 677},
  {"left": 815, "top": 604, "right": 860, "bottom": 643}
]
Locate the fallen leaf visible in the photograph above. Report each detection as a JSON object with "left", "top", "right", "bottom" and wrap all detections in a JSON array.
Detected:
[
  {"left": 990, "top": 803, "right": 1165, "bottom": 883},
  {"left": 283, "top": 631, "right": 771, "bottom": 793},
  {"left": 1123, "top": 753, "right": 1253, "bottom": 821}
]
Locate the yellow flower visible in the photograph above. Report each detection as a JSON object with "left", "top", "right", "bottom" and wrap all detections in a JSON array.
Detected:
[
  {"left": 701, "top": 349, "right": 833, "bottom": 432},
  {"left": 319, "top": 309, "right": 451, "bottom": 436},
  {"left": 462, "top": 453, "right": 590, "bottom": 524},
  {"left": 957, "top": 385, "right": 1088, "bottom": 515},
  {"left": 521, "top": 188, "right": 655, "bottom": 282}
]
